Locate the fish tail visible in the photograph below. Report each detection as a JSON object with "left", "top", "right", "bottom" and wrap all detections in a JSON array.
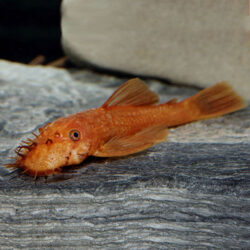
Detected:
[{"left": 185, "top": 82, "right": 247, "bottom": 121}]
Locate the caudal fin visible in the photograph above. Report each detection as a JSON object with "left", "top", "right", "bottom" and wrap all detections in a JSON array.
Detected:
[{"left": 187, "top": 82, "right": 247, "bottom": 120}]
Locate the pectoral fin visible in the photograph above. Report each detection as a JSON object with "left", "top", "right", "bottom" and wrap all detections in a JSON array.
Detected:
[{"left": 94, "top": 125, "right": 168, "bottom": 157}]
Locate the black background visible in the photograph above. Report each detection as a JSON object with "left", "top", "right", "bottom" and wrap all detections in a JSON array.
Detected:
[{"left": 0, "top": 0, "right": 63, "bottom": 64}]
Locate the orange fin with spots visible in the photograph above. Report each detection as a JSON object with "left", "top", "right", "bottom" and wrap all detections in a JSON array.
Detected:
[
  {"left": 102, "top": 78, "right": 159, "bottom": 108},
  {"left": 186, "top": 82, "right": 247, "bottom": 120},
  {"left": 94, "top": 125, "right": 168, "bottom": 157}
]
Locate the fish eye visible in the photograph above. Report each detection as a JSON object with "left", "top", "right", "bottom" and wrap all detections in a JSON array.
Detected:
[{"left": 69, "top": 130, "right": 81, "bottom": 141}]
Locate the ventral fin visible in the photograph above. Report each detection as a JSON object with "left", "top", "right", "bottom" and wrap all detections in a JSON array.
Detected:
[
  {"left": 94, "top": 125, "right": 168, "bottom": 157},
  {"left": 102, "top": 78, "right": 159, "bottom": 108}
]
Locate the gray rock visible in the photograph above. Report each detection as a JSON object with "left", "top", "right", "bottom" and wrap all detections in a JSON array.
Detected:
[
  {"left": 61, "top": 0, "right": 250, "bottom": 101},
  {"left": 0, "top": 60, "right": 249, "bottom": 249}
]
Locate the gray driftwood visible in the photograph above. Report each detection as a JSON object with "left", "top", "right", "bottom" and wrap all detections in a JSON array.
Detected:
[{"left": 0, "top": 60, "right": 249, "bottom": 249}]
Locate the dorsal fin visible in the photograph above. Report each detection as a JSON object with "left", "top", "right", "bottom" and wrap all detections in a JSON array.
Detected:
[{"left": 102, "top": 78, "right": 159, "bottom": 108}]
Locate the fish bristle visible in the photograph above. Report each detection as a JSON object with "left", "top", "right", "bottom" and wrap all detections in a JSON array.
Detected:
[
  {"left": 32, "top": 132, "right": 39, "bottom": 138},
  {"left": 4, "top": 162, "right": 18, "bottom": 170}
]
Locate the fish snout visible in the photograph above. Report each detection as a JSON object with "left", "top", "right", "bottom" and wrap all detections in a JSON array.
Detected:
[{"left": 18, "top": 142, "right": 71, "bottom": 176}]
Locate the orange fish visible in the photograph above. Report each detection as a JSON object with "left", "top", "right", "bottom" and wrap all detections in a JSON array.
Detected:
[{"left": 6, "top": 78, "right": 247, "bottom": 177}]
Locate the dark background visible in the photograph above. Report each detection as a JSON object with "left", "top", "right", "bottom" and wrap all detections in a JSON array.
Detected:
[{"left": 0, "top": 0, "right": 63, "bottom": 64}]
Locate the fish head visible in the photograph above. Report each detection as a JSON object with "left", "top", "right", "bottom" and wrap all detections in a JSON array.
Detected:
[{"left": 9, "top": 115, "right": 90, "bottom": 177}]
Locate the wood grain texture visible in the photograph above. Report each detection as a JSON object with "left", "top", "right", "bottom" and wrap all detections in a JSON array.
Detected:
[{"left": 0, "top": 60, "right": 249, "bottom": 249}]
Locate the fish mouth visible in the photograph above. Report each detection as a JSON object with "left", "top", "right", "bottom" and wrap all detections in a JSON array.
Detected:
[{"left": 6, "top": 134, "right": 70, "bottom": 177}]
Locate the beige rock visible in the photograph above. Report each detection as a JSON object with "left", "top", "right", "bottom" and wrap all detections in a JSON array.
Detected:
[{"left": 61, "top": 0, "right": 250, "bottom": 100}]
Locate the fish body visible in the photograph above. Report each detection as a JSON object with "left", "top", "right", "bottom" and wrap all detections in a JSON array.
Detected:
[{"left": 6, "top": 78, "right": 247, "bottom": 177}]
